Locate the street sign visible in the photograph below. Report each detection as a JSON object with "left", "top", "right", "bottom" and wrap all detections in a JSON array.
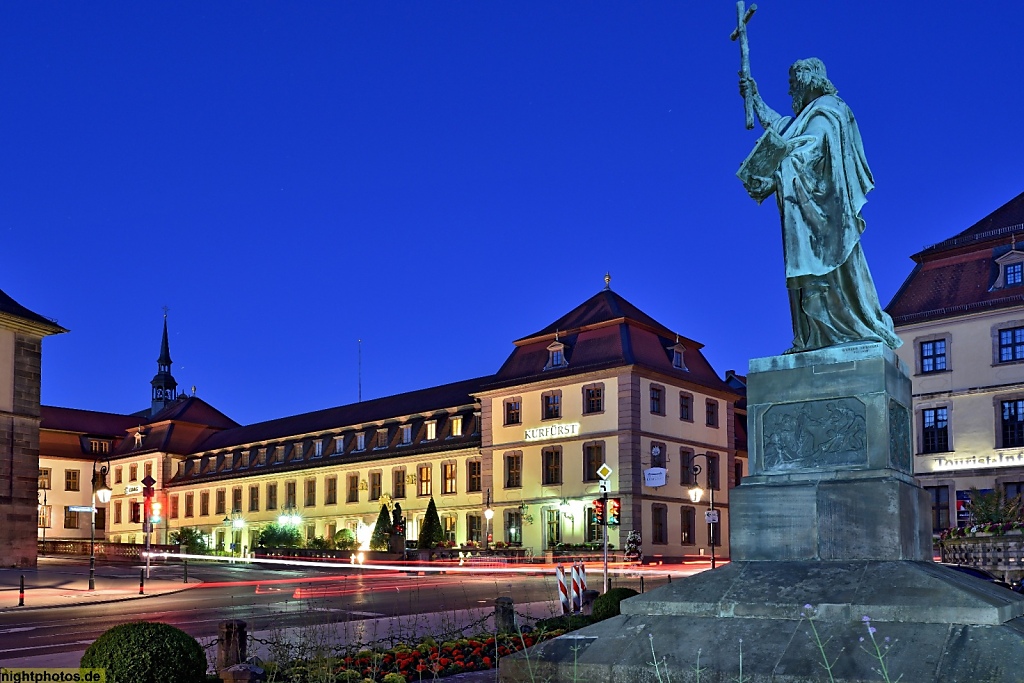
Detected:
[
  {"left": 643, "top": 467, "right": 667, "bottom": 487},
  {"left": 141, "top": 475, "right": 156, "bottom": 487},
  {"left": 596, "top": 463, "right": 613, "bottom": 480},
  {"left": 705, "top": 510, "right": 720, "bottom": 524},
  {"left": 68, "top": 505, "right": 96, "bottom": 513}
]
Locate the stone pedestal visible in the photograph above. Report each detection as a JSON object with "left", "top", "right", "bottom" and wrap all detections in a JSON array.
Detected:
[{"left": 501, "top": 344, "right": 1024, "bottom": 682}]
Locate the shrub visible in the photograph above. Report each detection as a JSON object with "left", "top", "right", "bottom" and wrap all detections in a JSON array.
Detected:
[
  {"left": 257, "top": 523, "right": 303, "bottom": 549},
  {"left": 169, "top": 527, "right": 209, "bottom": 555},
  {"left": 307, "top": 536, "right": 333, "bottom": 550},
  {"left": 334, "top": 528, "right": 358, "bottom": 550},
  {"left": 417, "top": 497, "right": 444, "bottom": 550},
  {"left": 81, "top": 621, "right": 207, "bottom": 683},
  {"left": 382, "top": 674, "right": 407, "bottom": 683},
  {"left": 592, "top": 587, "right": 639, "bottom": 621}
]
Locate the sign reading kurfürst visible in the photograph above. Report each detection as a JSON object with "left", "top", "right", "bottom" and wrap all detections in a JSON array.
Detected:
[{"left": 524, "top": 422, "right": 580, "bottom": 442}]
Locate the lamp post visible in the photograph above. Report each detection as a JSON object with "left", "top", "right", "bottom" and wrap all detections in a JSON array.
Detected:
[
  {"left": 687, "top": 453, "right": 717, "bottom": 570},
  {"left": 483, "top": 489, "right": 494, "bottom": 550},
  {"left": 90, "top": 461, "right": 111, "bottom": 591},
  {"left": 38, "top": 489, "right": 48, "bottom": 543}
]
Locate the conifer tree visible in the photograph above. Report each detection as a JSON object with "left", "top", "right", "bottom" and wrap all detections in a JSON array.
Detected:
[
  {"left": 370, "top": 504, "right": 392, "bottom": 551},
  {"left": 418, "top": 497, "right": 444, "bottom": 549}
]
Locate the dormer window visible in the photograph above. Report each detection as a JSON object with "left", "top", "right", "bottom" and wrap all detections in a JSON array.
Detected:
[
  {"left": 401, "top": 425, "right": 412, "bottom": 445},
  {"left": 544, "top": 340, "right": 569, "bottom": 371},
  {"left": 993, "top": 248, "right": 1024, "bottom": 290},
  {"left": 450, "top": 416, "right": 463, "bottom": 437},
  {"left": 425, "top": 420, "right": 437, "bottom": 440},
  {"left": 667, "top": 341, "right": 688, "bottom": 371},
  {"left": 356, "top": 433, "right": 366, "bottom": 451},
  {"left": 376, "top": 429, "right": 388, "bottom": 449}
]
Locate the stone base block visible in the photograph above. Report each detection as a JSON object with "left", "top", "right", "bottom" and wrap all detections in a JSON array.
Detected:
[
  {"left": 501, "top": 561, "right": 1024, "bottom": 683},
  {"left": 730, "top": 476, "right": 932, "bottom": 561}
]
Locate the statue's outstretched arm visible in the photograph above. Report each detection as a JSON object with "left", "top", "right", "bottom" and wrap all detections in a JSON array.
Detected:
[{"left": 740, "top": 77, "right": 781, "bottom": 130}]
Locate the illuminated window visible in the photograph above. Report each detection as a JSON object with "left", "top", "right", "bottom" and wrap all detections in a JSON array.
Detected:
[
  {"left": 418, "top": 465, "right": 432, "bottom": 496},
  {"left": 393, "top": 469, "right": 406, "bottom": 498},
  {"left": 921, "top": 340, "right": 947, "bottom": 373},
  {"left": 922, "top": 407, "right": 949, "bottom": 453},
  {"left": 425, "top": 421, "right": 437, "bottom": 440},
  {"left": 442, "top": 462, "right": 457, "bottom": 494},
  {"left": 450, "top": 416, "right": 463, "bottom": 437},
  {"left": 999, "top": 327, "right": 1024, "bottom": 363},
  {"left": 38, "top": 468, "right": 51, "bottom": 489}
]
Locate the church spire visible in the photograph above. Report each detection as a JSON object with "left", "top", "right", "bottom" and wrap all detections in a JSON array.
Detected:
[{"left": 150, "top": 309, "right": 178, "bottom": 416}]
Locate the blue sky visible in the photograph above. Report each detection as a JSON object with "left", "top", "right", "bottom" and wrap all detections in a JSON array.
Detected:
[{"left": 3, "top": 2, "right": 1022, "bottom": 425}]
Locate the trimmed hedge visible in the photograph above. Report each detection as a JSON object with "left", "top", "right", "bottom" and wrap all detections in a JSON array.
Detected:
[
  {"left": 592, "top": 587, "right": 639, "bottom": 621},
  {"left": 81, "top": 621, "right": 207, "bottom": 683}
]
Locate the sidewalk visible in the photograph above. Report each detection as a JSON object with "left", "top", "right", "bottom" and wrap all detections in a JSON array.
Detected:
[{"left": 0, "top": 560, "right": 198, "bottom": 612}]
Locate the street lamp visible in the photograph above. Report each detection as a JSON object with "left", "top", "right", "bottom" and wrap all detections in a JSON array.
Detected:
[
  {"left": 223, "top": 513, "right": 246, "bottom": 557},
  {"left": 90, "top": 461, "right": 111, "bottom": 591},
  {"left": 483, "top": 489, "right": 494, "bottom": 550},
  {"left": 687, "top": 454, "right": 717, "bottom": 569},
  {"left": 38, "top": 489, "right": 48, "bottom": 543}
]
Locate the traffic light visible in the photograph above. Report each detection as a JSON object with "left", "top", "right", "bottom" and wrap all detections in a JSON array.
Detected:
[
  {"left": 143, "top": 486, "right": 154, "bottom": 499},
  {"left": 150, "top": 501, "right": 162, "bottom": 523},
  {"left": 592, "top": 498, "right": 605, "bottom": 525}
]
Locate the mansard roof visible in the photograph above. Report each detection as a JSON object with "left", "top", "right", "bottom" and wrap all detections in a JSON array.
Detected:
[
  {"left": 488, "top": 288, "right": 733, "bottom": 396},
  {"left": 148, "top": 395, "right": 238, "bottom": 429},
  {"left": 192, "top": 376, "right": 488, "bottom": 453},
  {"left": 0, "top": 288, "right": 67, "bottom": 336},
  {"left": 41, "top": 405, "right": 140, "bottom": 436},
  {"left": 887, "top": 190, "right": 1024, "bottom": 325}
]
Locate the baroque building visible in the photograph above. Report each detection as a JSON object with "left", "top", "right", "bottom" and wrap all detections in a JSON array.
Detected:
[
  {"left": 40, "top": 284, "right": 745, "bottom": 561},
  {"left": 887, "top": 190, "right": 1024, "bottom": 534}
]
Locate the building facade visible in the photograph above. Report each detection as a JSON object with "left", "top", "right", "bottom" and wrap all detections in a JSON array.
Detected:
[
  {"left": 41, "top": 284, "right": 745, "bottom": 560},
  {"left": 888, "top": 190, "right": 1024, "bottom": 534}
]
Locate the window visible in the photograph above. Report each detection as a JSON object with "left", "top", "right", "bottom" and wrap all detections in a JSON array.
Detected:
[
  {"left": 64, "top": 507, "right": 80, "bottom": 529},
  {"left": 680, "top": 449, "right": 696, "bottom": 485},
  {"left": 232, "top": 487, "right": 243, "bottom": 513},
  {"left": 65, "top": 470, "right": 80, "bottom": 492},
  {"left": 170, "top": 495, "right": 179, "bottom": 519},
  {"left": 401, "top": 425, "right": 412, "bottom": 445},
  {"left": 334, "top": 436, "right": 344, "bottom": 454},
  {"left": 1003, "top": 399, "right": 1024, "bottom": 448},
  {"left": 467, "top": 460, "right": 482, "bottom": 492},
  {"left": 505, "top": 509, "right": 522, "bottom": 544},
  {"left": 38, "top": 468, "right": 51, "bottom": 489},
  {"left": 920, "top": 340, "right": 947, "bottom": 373},
  {"left": 347, "top": 474, "right": 360, "bottom": 503},
  {"left": 583, "top": 442, "right": 603, "bottom": 482},
  {"left": 542, "top": 447, "right": 562, "bottom": 485},
  {"left": 185, "top": 493, "right": 194, "bottom": 518},
  {"left": 443, "top": 515, "right": 458, "bottom": 544},
  {"left": 467, "top": 514, "right": 482, "bottom": 542},
  {"left": 216, "top": 489, "right": 226, "bottom": 515},
  {"left": 38, "top": 504, "right": 52, "bottom": 528},
  {"left": 129, "top": 464, "right": 138, "bottom": 481},
  {"left": 1009, "top": 263, "right": 1023, "bottom": 286},
  {"left": 315, "top": 441, "right": 323, "bottom": 457},
  {"left": 114, "top": 466, "right": 122, "bottom": 484},
  {"left": 90, "top": 439, "right": 108, "bottom": 454},
  {"left": 393, "top": 469, "right": 407, "bottom": 498},
  {"left": 583, "top": 384, "right": 604, "bottom": 414},
  {"left": 925, "top": 486, "right": 950, "bottom": 535},
  {"left": 545, "top": 341, "right": 568, "bottom": 370},
  {"left": 652, "top": 504, "right": 667, "bottom": 544},
  {"left": 922, "top": 407, "right": 949, "bottom": 453},
  {"left": 442, "top": 462, "right": 457, "bottom": 494},
  {"left": 650, "top": 385, "right": 665, "bottom": 415},
  {"left": 650, "top": 441, "right": 666, "bottom": 468},
  {"left": 1007, "top": 482, "right": 1024, "bottom": 504},
  {"left": 356, "top": 433, "right": 366, "bottom": 451},
  {"left": 672, "top": 347, "right": 685, "bottom": 369},
  {"left": 1000, "top": 327, "right": 1024, "bottom": 363},
  {"left": 326, "top": 477, "right": 338, "bottom": 505},
  {"left": 267, "top": 483, "right": 278, "bottom": 510},
  {"left": 706, "top": 400, "right": 719, "bottom": 427},
  {"left": 376, "top": 430, "right": 388, "bottom": 449},
  {"left": 418, "top": 465, "right": 432, "bottom": 496},
  {"left": 131, "top": 501, "right": 142, "bottom": 524},
  {"left": 505, "top": 452, "right": 522, "bottom": 488},
  {"left": 681, "top": 506, "right": 696, "bottom": 545},
  {"left": 504, "top": 398, "right": 522, "bottom": 426},
  {"left": 293, "top": 442, "right": 304, "bottom": 459},
  {"left": 305, "top": 479, "right": 317, "bottom": 507},
  {"left": 112, "top": 502, "right": 121, "bottom": 525},
  {"left": 450, "top": 416, "right": 463, "bottom": 437},
  {"left": 546, "top": 509, "right": 561, "bottom": 546},
  {"left": 285, "top": 481, "right": 297, "bottom": 508},
  {"left": 249, "top": 485, "right": 260, "bottom": 512},
  {"left": 542, "top": 391, "right": 562, "bottom": 420},
  {"left": 425, "top": 421, "right": 437, "bottom": 440},
  {"left": 366, "top": 471, "right": 380, "bottom": 500},
  {"left": 680, "top": 393, "right": 693, "bottom": 422}
]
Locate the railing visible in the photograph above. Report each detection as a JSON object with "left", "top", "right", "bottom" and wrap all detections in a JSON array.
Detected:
[
  {"left": 38, "top": 540, "right": 181, "bottom": 560},
  {"left": 940, "top": 533, "right": 1024, "bottom": 578}
]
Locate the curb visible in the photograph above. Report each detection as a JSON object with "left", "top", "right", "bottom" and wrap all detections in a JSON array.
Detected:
[{"left": 0, "top": 583, "right": 201, "bottom": 613}]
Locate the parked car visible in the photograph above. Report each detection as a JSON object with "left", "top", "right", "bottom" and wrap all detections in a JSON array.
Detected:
[{"left": 939, "top": 563, "right": 1024, "bottom": 592}]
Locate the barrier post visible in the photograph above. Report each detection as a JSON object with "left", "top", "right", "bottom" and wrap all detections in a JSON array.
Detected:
[
  {"left": 18, "top": 575, "right": 24, "bottom": 607},
  {"left": 556, "top": 564, "right": 569, "bottom": 614}
]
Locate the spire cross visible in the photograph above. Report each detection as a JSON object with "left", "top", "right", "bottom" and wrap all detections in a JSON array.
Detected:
[{"left": 162, "top": 305, "right": 170, "bottom": 318}]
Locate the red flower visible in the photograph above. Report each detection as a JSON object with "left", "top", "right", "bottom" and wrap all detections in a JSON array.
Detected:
[{"left": 482, "top": 657, "right": 492, "bottom": 667}]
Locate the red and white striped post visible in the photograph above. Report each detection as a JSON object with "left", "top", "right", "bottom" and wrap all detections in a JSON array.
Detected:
[{"left": 556, "top": 564, "right": 570, "bottom": 614}]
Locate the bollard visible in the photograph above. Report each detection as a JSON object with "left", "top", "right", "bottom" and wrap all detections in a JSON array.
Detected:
[
  {"left": 494, "top": 597, "right": 515, "bottom": 633},
  {"left": 183, "top": 559, "right": 188, "bottom": 584},
  {"left": 217, "top": 620, "right": 248, "bottom": 672},
  {"left": 139, "top": 569, "right": 145, "bottom": 595},
  {"left": 640, "top": 575, "right": 645, "bottom": 593},
  {"left": 668, "top": 574, "right": 672, "bottom": 583},
  {"left": 18, "top": 575, "right": 24, "bottom": 607}
]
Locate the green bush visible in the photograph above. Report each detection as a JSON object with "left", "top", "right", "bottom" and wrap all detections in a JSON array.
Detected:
[
  {"left": 334, "top": 528, "right": 358, "bottom": 550},
  {"left": 169, "top": 527, "right": 209, "bottom": 555},
  {"left": 592, "top": 587, "right": 639, "bottom": 621},
  {"left": 81, "top": 621, "right": 207, "bottom": 683},
  {"left": 370, "top": 504, "right": 392, "bottom": 551},
  {"left": 536, "top": 614, "right": 597, "bottom": 632},
  {"left": 382, "top": 674, "right": 407, "bottom": 683}
]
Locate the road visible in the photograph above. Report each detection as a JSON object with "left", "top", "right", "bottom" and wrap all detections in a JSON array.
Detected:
[{"left": 0, "top": 560, "right": 680, "bottom": 664}]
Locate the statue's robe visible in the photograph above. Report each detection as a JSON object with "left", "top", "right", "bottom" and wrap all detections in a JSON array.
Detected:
[{"left": 767, "top": 94, "right": 901, "bottom": 353}]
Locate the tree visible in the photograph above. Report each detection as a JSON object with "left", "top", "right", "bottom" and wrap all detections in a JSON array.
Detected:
[
  {"left": 169, "top": 527, "right": 209, "bottom": 555},
  {"left": 256, "top": 523, "right": 303, "bottom": 549},
  {"left": 334, "top": 528, "right": 358, "bottom": 551},
  {"left": 966, "top": 487, "right": 1023, "bottom": 525},
  {"left": 418, "top": 497, "right": 444, "bottom": 549},
  {"left": 370, "top": 504, "right": 393, "bottom": 551}
]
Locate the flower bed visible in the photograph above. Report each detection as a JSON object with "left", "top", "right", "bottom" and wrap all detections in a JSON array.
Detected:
[
  {"left": 264, "top": 632, "right": 563, "bottom": 683},
  {"left": 939, "top": 522, "right": 1024, "bottom": 540}
]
